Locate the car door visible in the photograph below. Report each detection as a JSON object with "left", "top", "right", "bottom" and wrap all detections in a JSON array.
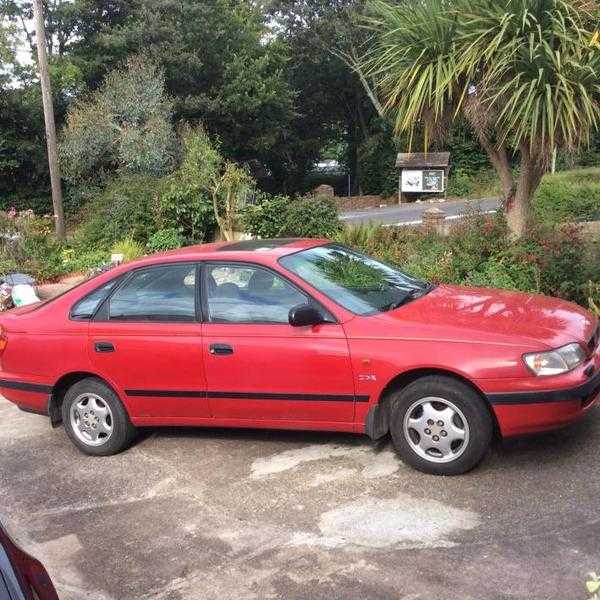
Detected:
[
  {"left": 88, "top": 262, "right": 209, "bottom": 419},
  {"left": 201, "top": 261, "right": 357, "bottom": 424}
]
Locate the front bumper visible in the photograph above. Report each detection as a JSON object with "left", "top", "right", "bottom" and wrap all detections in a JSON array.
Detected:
[{"left": 486, "top": 370, "right": 600, "bottom": 438}]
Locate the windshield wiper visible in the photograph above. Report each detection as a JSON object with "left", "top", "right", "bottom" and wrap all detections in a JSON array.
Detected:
[{"left": 381, "top": 284, "right": 436, "bottom": 312}]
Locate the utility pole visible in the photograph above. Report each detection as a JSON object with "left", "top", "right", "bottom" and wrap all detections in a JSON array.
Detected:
[{"left": 32, "top": 0, "right": 65, "bottom": 238}]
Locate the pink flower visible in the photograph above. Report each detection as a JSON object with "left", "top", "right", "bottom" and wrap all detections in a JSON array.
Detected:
[{"left": 7, "top": 207, "right": 16, "bottom": 218}]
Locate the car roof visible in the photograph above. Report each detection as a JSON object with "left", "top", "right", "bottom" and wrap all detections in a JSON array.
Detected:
[{"left": 127, "top": 238, "right": 329, "bottom": 268}]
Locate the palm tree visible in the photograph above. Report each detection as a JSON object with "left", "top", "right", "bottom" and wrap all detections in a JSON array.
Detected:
[{"left": 357, "top": 0, "right": 600, "bottom": 236}]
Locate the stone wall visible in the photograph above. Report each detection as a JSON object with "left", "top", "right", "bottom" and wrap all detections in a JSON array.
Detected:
[{"left": 333, "top": 195, "right": 395, "bottom": 211}]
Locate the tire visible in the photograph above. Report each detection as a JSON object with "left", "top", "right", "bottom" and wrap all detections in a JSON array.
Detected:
[
  {"left": 62, "top": 377, "right": 137, "bottom": 456},
  {"left": 389, "top": 376, "right": 493, "bottom": 476}
]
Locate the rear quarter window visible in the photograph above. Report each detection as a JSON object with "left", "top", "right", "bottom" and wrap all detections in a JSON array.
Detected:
[{"left": 70, "top": 278, "right": 121, "bottom": 320}]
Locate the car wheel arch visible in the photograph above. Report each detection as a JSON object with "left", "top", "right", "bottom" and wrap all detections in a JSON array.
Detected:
[
  {"left": 365, "top": 368, "right": 500, "bottom": 441},
  {"left": 48, "top": 372, "right": 126, "bottom": 428}
]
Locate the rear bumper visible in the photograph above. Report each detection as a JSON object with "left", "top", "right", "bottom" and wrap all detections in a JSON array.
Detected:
[
  {"left": 0, "top": 376, "right": 52, "bottom": 415},
  {"left": 486, "top": 370, "right": 600, "bottom": 437}
]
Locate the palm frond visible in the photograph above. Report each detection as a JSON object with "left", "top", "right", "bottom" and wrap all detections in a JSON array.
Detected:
[{"left": 359, "top": 0, "right": 600, "bottom": 155}]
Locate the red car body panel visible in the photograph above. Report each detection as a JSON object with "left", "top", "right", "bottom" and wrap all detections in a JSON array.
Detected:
[
  {"left": 0, "top": 524, "right": 59, "bottom": 600},
  {"left": 1, "top": 239, "right": 599, "bottom": 441}
]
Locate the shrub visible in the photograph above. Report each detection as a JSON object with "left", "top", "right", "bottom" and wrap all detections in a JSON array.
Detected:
[
  {"left": 280, "top": 195, "right": 341, "bottom": 238},
  {"left": 337, "top": 212, "right": 596, "bottom": 306},
  {"left": 243, "top": 193, "right": 341, "bottom": 239},
  {"left": 447, "top": 169, "right": 475, "bottom": 197},
  {"left": 0, "top": 209, "right": 67, "bottom": 281},
  {"left": 147, "top": 228, "right": 185, "bottom": 252},
  {"left": 532, "top": 168, "right": 600, "bottom": 225},
  {"left": 156, "top": 127, "right": 218, "bottom": 243},
  {"left": 111, "top": 238, "right": 145, "bottom": 262},
  {"left": 60, "top": 56, "right": 176, "bottom": 182},
  {"left": 358, "top": 120, "right": 399, "bottom": 197},
  {"left": 243, "top": 193, "right": 290, "bottom": 238},
  {"left": 60, "top": 247, "right": 108, "bottom": 274},
  {"left": 335, "top": 221, "right": 381, "bottom": 249},
  {"left": 76, "top": 173, "right": 163, "bottom": 249}
]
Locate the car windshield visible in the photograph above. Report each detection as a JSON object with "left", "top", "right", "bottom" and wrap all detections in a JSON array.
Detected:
[{"left": 279, "top": 244, "right": 433, "bottom": 315}]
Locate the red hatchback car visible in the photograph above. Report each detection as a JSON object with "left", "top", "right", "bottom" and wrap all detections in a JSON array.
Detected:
[{"left": 1, "top": 239, "right": 599, "bottom": 475}]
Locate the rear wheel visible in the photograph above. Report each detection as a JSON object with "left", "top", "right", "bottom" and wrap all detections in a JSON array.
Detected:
[
  {"left": 389, "top": 376, "right": 493, "bottom": 475},
  {"left": 62, "top": 377, "right": 137, "bottom": 456}
]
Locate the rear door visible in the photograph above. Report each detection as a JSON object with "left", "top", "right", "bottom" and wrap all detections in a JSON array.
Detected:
[
  {"left": 201, "top": 262, "right": 357, "bottom": 424},
  {"left": 88, "top": 263, "right": 209, "bottom": 419}
]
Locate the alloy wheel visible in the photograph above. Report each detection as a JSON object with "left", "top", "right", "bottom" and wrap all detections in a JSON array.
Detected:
[
  {"left": 70, "top": 393, "right": 114, "bottom": 447},
  {"left": 402, "top": 396, "right": 470, "bottom": 463}
]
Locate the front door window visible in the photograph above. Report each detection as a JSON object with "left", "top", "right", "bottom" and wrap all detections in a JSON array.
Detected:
[{"left": 205, "top": 264, "right": 308, "bottom": 324}]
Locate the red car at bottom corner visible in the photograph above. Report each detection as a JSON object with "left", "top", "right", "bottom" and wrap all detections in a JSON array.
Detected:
[
  {"left": 0, "top": 523, "right": 58, "bottom": 600},
  {"left": 1, "top": 238, "right": 599, "bottom": 476}
]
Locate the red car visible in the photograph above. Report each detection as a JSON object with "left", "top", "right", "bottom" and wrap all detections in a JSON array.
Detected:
[
  {"left": 1, "top": 239, "right": 599, "bottom": 475},
  {"left": 0, "top": 523, "right": 58, "bottom": 600}
]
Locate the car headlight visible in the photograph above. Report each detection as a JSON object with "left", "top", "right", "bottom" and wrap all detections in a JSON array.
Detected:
[{"left": 523, "top": 343, "right": 587, "bottom": 376}]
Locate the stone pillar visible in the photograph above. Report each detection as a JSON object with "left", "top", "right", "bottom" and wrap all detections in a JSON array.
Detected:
[
  {"left": 422, "top": 207, "right": 446, "bottom": 236},
  {"left": 314, "top": 184, "right": 335, "bottom": 198}
]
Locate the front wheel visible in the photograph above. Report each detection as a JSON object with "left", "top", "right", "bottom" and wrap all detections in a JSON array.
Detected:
[
  {"left": 62, "top": 377, "right": 137, "bottom": 456},
  {"left": 389, "top": 376, "right": 493, "bottom": 476}
]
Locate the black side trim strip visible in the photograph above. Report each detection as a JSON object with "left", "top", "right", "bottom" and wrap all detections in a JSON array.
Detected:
[
  {"left": 207, "top": 391, "right": 369, "bottom": 402},
  {"left": 0, "top": 379, "right": 52, "bottom": 394},
  {"left": 126, "top": 390, "right": 205, "bottom": 398},
  {"left": 488, "top": 370, "right": 600, "bottom": 405},
  {"left": 125, "top": 389, "right": 369, "bottom": 402}
]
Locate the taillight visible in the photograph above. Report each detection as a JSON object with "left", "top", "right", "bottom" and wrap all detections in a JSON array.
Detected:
[{"left": 0, "top": 324, "right": 7, "bottom": 354}]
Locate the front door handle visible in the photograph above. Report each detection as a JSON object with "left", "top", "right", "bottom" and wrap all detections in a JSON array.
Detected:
[
  {"left": 95, "top": 341, "right": 115, "bottom": 353},
  {"left": 209, "top": 343, "right": 234, "bottom": 356}
]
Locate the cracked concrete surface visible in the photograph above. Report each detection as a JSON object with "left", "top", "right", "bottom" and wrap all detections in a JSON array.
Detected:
[{"left": 1, "top": 395, "right": 600, "bottom": 599}]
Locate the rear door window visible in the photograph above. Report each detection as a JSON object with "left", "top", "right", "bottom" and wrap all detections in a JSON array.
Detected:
[{"left": 108, "top": 264, "right": 197, "bottom": 322}]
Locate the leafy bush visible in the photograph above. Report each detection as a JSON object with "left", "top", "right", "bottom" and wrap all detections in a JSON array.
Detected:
[
  {"left": 338, "top": 213, "right": 596, "bottom": 305},
  {"left": 447, "top": 169, "right": 475, "bottom": 197},
  {"left": 76, "top": 173, "right": 163, "bottom": 248},
  {"left": 532, "top": 168, "right": 600, "bottom": 224},
  {"left": 335, "top": 221, "right": 381, "bottom": 248},
  {"left": 0, "top": 209, "right": 68, "bottom": 281},
  {"left": 156, "top": 127, "right": 218, "bottom": 243},
  {"left": 147, "top": 228, "right": 185, "bottom": 252},
  {"left": 112, "top": 238, "right": 145, "bottom": 262},
  {"left": 60, "top": 247, "right": 108, "bottom": 274},
  {"left": 244, "top": 193, "right": 341, "bottom": 239},
  {"left": 243, "top": 193, "right": 290, "bottom": 238},
  {"left": 447, "top": 168, "right": 501, "bottom": 199},
  {"left": 358, "top": 119, "right": 399, "bottom": 197},
  {"left": 281, "top": 195, "right": 341, "bottom": 238},
  {"left": 60, "top": 56, "right": 176, "bottom": 182}
]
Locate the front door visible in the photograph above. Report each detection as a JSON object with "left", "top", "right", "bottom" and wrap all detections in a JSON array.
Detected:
[
  {"left": 89, "top": 263, "right": 209, "bottom": 419},
  {"left": 201, "top": 262, "right": 356, "bottom": 424}
]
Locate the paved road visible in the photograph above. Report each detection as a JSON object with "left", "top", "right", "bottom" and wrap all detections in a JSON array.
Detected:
[
  {"left": 341, "top": 196, "right": 501, "bottom": 225},
  {"left": 2, "top": 395, "right": 600, "bottom": 599}
]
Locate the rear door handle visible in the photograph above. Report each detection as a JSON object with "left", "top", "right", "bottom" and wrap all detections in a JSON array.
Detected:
[
  {"left": 95, "top": 341, "right": 115, "bottom": 353},
  {"left": 209, "top": 343, "right": 233, "bottom": 356}
]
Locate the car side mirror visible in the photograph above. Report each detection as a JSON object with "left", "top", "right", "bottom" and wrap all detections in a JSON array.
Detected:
[{"left": 289, "top": 304, "right": 324, "bottom": 327}]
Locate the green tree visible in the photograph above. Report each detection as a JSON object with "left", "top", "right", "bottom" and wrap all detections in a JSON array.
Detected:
[
  {"left": 60, "top": 56, "right": 176, "bottom": 181},
  {"left": 267, "top": 0, "right": 378, "bottom": 194},
  {"left": 70, "top": 0, "right": 295, "bottom": 170},
  {"left": 359, "top": 0, "right": 600, "bottom": 236}
]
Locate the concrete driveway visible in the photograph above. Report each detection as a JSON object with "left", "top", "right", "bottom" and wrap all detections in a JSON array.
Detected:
[{"left": 1, "top": 395, "right": 599, "bottom": 600}]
